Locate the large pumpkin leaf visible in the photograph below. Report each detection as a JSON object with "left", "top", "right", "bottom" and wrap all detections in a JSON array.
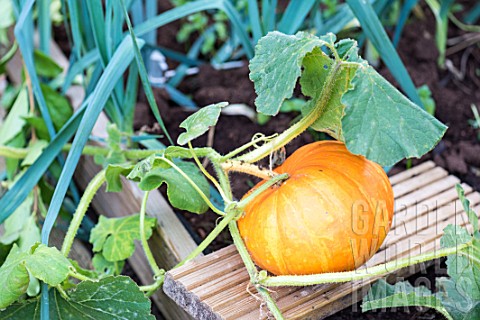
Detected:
[
  {"left": 139, "top": 160, "right": 210, "bottom": 214},
  {"left": 249, "top": 31, "right": 336, "bottom": 116},
  {"left": 362, "top": 279, "right": 453, "bottom": 320},
  {"left": 90, "top": 214, "right": 156, "bottom": 262},
  {"left": 436, "top": 277, "right": 480, "bottom": 320},
  {"left": 456, "top": 184, "right": 479, "bottom": 237},
  {"left": 441, "top": 225, "right": 480, "bottom": 300},
  {"left": 341, "top": 65, "right": 447, "bottom": 166},
  {"left": 300, "top": 47, "right": 358, "bottom": 140},
  {"left": 0, "top": 276, "right": 155, "bottom": 319},
  {"left": 177, "top": 102, "right": 228, "bottom": 145}
]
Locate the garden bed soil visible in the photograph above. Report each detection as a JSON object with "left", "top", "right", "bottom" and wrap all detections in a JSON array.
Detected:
[{"left": 131, "top": 2, "right": 479, "bottom": 319}]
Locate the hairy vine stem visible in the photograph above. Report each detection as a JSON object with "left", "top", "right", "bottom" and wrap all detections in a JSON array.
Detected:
[
  {"left": 259, "top": 243, "right": 471, "bottom": 287},
  {"left": 0, "top": 143, "right": 166, "bottom": 160},
  {"left": 221, "top": 160, "right": 280, "bottom": 180},
  {"left": 139, "top": 192, "right": 164, "bottom": 278},
  {"left": 61, "top": 170, "right": 106, "bottom": 257}
]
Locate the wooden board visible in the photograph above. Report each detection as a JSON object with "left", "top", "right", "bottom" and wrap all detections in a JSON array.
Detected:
[{"left": 163, "top": 161, "right": 480, "bottom": 319}]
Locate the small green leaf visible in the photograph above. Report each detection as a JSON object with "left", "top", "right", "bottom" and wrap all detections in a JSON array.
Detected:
[
  {"left": 25, "top": 244, "right": 72, "bottom": 286},
  {"left": 455, "top": 184, "right": 479, "bottom": 236},
  {"left": 249, "top": 31, "right": 334, "bottom": 116},
  {"left": 0, "top": 88, "right": 28, "bottom": 146},
  {"left": 0, "top": 245, "right": 29, "bottom": 309},
  {"left": 40, "top": 84, "right": 73, "bottom": 131},
  {"left": 92, "top": 253, "right": 124, "bottom": 276},
  {"left": 0, "top": 195, "right": 34, "bottom": 245},
  {"left": 177, "top": 102, "right": 228, "bottom": 145},
  {"left": 105, "top": 163, "right": 134, "bottom": 192},
  {"left": 23, "top": 116, "right": 50, "bottom": 141},
  {"left": 90, "top": 214, "right": 156, "bottom": 262},
  {"left": 33, "top": 50, "right": 63, "bottom": 78},
  {"left": 99, "top": 124, "right": 127, "bottom": 166},
  {"left": 342, "top": 65, "right": 447, "bottom": 166},
  {"left": 21, "top": 140, "right": 48, "bottom": 167},
  {"left": 417, "top": 84, "right": 436, "bottom": 115},
  {"left": 126, "top": 155, "right": 162, "bottom": 182},
  {"left": 139, "top": 160, "right": 210, "bottom": 214},
  {"left": 362, "top": 279, "right": 453, "bottom": 320},
  {"left": 0, "top": 276, "right": 155, "bottom": 319}
]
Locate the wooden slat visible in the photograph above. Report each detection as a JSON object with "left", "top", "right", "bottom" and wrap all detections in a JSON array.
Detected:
[
  {"left": 388, "top": 161, "right": 435, "bottom": 185},
  {"left": 164, "top": 164, "right": 480, "bottom": 319}
]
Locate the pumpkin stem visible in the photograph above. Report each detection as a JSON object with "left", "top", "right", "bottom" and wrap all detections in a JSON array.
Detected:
[
  {"left": 221, "top": 160, "right": 282, "bottom": 181},
  {"left": 235, "top": 61, "right": 343, "bottom": 163}
]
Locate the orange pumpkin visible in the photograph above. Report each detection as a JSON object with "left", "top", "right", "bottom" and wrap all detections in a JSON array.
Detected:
[{"left": 238, "top": 141, "right": 394, "bottom": 275}]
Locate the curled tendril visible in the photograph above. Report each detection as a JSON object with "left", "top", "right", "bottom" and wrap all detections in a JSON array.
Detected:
[{"left": 252, "top": 133, "right": 278, "bottom": 149}]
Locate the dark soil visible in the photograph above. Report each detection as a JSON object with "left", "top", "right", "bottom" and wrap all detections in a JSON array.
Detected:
[{"left": 131, "top": 1, "right": 480, "bottom": 319}]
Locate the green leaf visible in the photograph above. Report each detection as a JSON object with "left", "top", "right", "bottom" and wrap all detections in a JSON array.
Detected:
[
  {"left": 455, "top": 184, "right": 479, "bottom": 237},
  {"left": 16, "top": 214, "right": 40, "bottom": 252},
  {"left": 177, "top": 102, "right": 228, "bottom": 145},
  {"left": 33, "top": 50, "right": 63, "bottom": 78},
  {"left": 0, "top": 276, "right": 155, "bottom": 319},
  {"left": 0, "top": 88, "right": 28, "bottom": 146},
  {"left": 436, "top": 277, "right": 480, "bottom": 320},
  {"left": 90, "top": 214, "right": 156, "bottom": 262},
  {"left": 126, "top": 155, "right": 162, "bottom": 182},
  {"left": 362, "top": 279, "right": 453, "bottom": 320},
  {"left": 441, "top": 224, "right": 473, "bottom": 248},
  {"left": 417, "top": 84, "right": 436, "bottom": 116},
  {"left": 441, "top": 225, "right": 480, "bottom": 300},
  {"left": 21, "top": 140, "right": 48, "bottom": 167},
  {"left": 0, "top": 245, "right": 30, "bottom": 309},
  {"left": 25, "top": 244, "right": 72, "bottom": 286},
  {"left": 464, "top": 303, "right": 480, "bottom": 320},
  {"left": 0, "top": 195, "right": 33, "bottom": 245},
  {"left": 5, "top": 134, "right": 25, "bottom": 180},
  {"left": 23, "top": 116, "right": 50, "bottom": 141},
  {"left": 40, "top": 84, "right": 74, "bottom": 131},
  {"left": 105, "top": 163, "right": 134, "bottom": 192},
  {"left": 249, "top": 31, "right": 334, "bottom": 116},
  {"left": 139, "top": 160, "right": 210, "bottom": 214},
  {"left": 300, "top": 48, "right": 358, "bottom": 139},
  {"left": 97, "top": 124, "right": 127, "bottom": 167},
  {"left": 341, "top": 65, "right": 447, "bottom": 166},
  {"left": 92, "top": 253, "right": 124, "bottom": 276}
]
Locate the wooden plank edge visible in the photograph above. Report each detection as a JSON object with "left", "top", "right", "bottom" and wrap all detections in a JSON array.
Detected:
[{"left": 164, "top": 272, "right": 222, "bottom": 320}]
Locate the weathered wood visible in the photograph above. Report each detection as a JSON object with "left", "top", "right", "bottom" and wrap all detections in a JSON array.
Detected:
[{"left": 164, "top": 161, "right": 480, "bottom": 319}]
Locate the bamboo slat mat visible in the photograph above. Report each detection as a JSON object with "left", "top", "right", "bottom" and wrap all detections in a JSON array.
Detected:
[{"left": 164, "top": 161, "right": 480, "bottom": 319}]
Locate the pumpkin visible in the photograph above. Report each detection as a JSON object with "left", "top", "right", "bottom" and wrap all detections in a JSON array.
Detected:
[{"left": 237, "top": 141, "right": 394, "bottom": 275}]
